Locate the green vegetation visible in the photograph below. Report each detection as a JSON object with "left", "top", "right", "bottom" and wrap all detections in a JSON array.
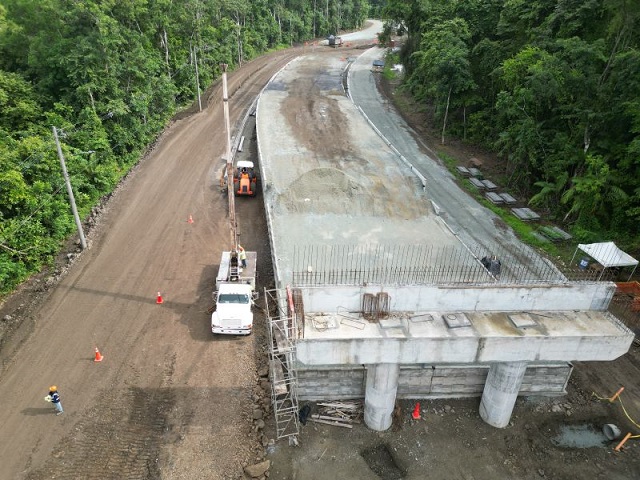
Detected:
[
  {"left": 439, "top": 152, "right": 555, "bottom": 253},
  {"left": 382, "top": 0, "right": 640, "bottom": 253},
  {"left": 0, "top": 0, "right": 370, "bottom": 294}
]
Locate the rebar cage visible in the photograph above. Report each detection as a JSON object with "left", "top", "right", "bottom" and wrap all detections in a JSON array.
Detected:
[{"left": 292, "top": 243, "right": 610, "bottom": 287}]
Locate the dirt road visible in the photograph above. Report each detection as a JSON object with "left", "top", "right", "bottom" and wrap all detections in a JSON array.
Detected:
[{"left": 0, "top": 50, "right": 299, "bottom": 480}]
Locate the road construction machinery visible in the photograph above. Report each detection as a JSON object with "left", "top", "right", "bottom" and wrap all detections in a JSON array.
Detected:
[
  {"left": 234, "top": 160, "right": 258, "bottom": 196},
  {"left": 327, "top": 35, "right": 343, "bottom": 47},
  {"left": 211, "top": 64, "right": 257, "bottom": 335},
  {"left": 211, "top": 250, "right": 257, "bottom": 335}
]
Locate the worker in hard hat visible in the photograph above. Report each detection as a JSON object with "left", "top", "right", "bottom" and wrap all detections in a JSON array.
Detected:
[
  {"left": 46, "top": 385, "right": 63, "bottom": 415},
  {"left": 238, "top": 245, "right": 247, "bottom": 269}
]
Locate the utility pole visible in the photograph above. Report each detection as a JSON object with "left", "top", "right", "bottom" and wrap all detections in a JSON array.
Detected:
[
  {"left": 221, "top": 64, "right": 237, "bottom": 250},
  {"left": 53, "top": 126, "right": 87, "bottom": 250},
  {"left": 191, "top": 44, "right": 202, "bottom": 112}
]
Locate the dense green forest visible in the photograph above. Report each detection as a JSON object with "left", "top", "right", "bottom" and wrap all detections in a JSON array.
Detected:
[
  {"left": 2, "top": 0, "right": 639, "bottom": 295},
  {"left": 0, "top": 0, "right": 368, "bottom": 294},
  {"left": 381, "top": 0, "right": 640, "bottom": 252}
]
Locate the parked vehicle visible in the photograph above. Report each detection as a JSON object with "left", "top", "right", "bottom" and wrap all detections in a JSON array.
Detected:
[
  {"left": 327, "top": 35, "right": 343, "bottom": 48},
  {"left": 211, "top": 249, "right": 257, "bottom": 335}
]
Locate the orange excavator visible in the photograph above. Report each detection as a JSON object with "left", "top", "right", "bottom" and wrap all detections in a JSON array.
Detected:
[{"left": 233, "top": 160, "right": 257, "bottom": 196}]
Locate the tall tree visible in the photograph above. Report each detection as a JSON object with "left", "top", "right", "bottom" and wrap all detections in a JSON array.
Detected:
[{"left": 409, "top": 18, "right": 475, "bottom": 144}]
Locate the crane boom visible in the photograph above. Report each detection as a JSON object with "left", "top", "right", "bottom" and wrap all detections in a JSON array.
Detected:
[
  {"left": 210, "top": 65, "right": 257, "bottom": 337},
  {"left": 221, "top": 64, "right": 238, "bottom": 250}
]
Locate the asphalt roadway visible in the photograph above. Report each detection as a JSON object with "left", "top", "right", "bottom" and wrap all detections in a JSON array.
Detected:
[{"left": 347, "top": 47, "right": 562, "bottom": 283}]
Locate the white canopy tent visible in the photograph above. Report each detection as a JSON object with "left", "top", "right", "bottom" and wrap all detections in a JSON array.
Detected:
[{"left": 571, "top": 242, "right": 639, "bottom": 281}]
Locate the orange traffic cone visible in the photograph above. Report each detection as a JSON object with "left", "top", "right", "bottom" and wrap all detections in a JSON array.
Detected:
[
  {"left": 94, "top": 347, "right": 104, "bottom": 362},
  {"left": 187, "top": 215, "right": 194, "bottom": 224},
  {"left": 411, "top": 402, "right": 421, "bottom": 420},
  {"left": 156, "top": 291, "right": 164, "bottom": 304}
]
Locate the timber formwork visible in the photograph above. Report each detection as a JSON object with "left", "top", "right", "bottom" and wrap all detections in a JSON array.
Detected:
[{"left": 264, "top": 287, "right": 300, "bottom": 442}]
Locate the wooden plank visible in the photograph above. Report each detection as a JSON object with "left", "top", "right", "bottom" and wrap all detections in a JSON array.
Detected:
[
  {"left": 272, "top": 326, "right": 290, "bottom": 354},
  {"left": 270, "top": 359, "right": 288, "bottom": 395},
  {"left": 297, "top": 369, "right": 365, "bottom": 398},
  {"left": 312, "top": 414, "right": 358, "bottom": 423},
  {"left": 521, "top": 385, "right": 567, "bottom": 393},
  {"left": 430, "top": 384, "right": 483, "bottom": 394},
  {"left": 317, "top": 402, "right": 361, "bottom": 410},
  {"left": 432, "top": 368, "right": 487, "bottom": 377},
  {"left": 310, "top": 418, "right": 353, "bottom": 428}
]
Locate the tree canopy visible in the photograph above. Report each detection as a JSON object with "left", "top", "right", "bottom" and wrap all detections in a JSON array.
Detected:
[{"left": 0, "top": 0, "right": 369, "bottom": 294}]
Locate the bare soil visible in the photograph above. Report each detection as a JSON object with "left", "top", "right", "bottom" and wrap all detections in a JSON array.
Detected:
[
  {"left": 0, "top": 49, "right": 300, "bottom": 480},
  {"left": 0, "top": 43, "right": 639, "bottom": 480}
]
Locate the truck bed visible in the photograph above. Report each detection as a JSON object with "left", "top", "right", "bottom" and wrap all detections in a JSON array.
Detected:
[{"left": 216, "top": 251, "right": 257, "bottom": 290}]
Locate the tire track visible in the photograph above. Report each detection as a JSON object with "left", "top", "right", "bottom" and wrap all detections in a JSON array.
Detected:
[
  {"left": 25, "top": 354, "right": 177, "bottom": 480},
  {"left": 12, "top": 51, "right": 300, "bottom": 480}
]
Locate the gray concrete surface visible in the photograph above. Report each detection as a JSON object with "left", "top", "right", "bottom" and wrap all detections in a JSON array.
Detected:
[
  {"left": 256, "top": 54, "right": 466, "bottom": 288},
  {"left": 256, "top": 42, "right": 633, "bottom": 432},
  {"left": 347, "top": 47, "right": 562, "bottom": 282},
  {"left": 317, "top": 19, "right": 383, "bottom": 46}
]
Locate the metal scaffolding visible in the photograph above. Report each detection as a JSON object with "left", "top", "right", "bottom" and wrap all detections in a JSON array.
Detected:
[{"left": 264, "top": 287, "right": 301, "bottom": 443}]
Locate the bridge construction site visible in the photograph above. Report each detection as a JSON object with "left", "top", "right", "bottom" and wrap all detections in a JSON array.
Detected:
[{"left": 250, "top": 53, "right": 635, "bottom": 442}]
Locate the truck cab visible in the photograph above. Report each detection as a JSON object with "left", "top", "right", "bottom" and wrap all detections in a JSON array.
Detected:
[{"left": 211, "top": 283, "right": 254, "bottom": 335}]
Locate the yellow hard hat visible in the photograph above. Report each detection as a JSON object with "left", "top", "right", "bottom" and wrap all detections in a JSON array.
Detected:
[{"left": 49, "top": 385, "right": 57, "bottom": 392}]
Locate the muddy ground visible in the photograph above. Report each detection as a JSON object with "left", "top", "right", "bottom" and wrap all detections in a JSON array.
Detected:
[{"left": 0, "top": 41, "right": 639, "bottom": 480}]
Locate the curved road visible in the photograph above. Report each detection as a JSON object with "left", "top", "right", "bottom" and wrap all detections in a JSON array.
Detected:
[{"left": 348, "top": 47, "right": 561, "bottom": 282}]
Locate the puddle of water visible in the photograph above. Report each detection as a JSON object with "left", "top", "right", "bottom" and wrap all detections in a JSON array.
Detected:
[{"left": 551, "top": 424, "right": 609, "bottom": 448}]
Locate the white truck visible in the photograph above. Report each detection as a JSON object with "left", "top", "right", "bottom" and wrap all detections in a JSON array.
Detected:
[{"left": 211, "top": 250, "right": 257, "bottom": 335}]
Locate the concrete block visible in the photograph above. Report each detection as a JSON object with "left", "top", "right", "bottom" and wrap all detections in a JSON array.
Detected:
[
  {"left": 485, "top": 192, "right": 504, "bottom": 204},
  {"left": 469, "top": 177, "right": 485, "bottom": 189},
  {"left": 456, "top": 166, "right": 471, "bottom": 177},
  {"left": 482, "top": 179, "right": 498, "bottom": 191},
  {"left": 499, "top": 192, "right": 517, "bottom": 204}
]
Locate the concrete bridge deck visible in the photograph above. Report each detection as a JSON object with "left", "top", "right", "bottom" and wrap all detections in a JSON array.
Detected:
[
  {"left": 299, "top": 309, "right": 631, "bottom": 364},
  {"left": 256, "top": 50, "right": 634, "bottom": 431}
]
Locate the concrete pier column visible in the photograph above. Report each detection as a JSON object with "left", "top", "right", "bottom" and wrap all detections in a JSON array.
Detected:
[
  {"left": 364, "top": 363, "right": 400, "bottom": 431},
  {"left": 479, "top": 361, "right": 527, "bottom": 428}
]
